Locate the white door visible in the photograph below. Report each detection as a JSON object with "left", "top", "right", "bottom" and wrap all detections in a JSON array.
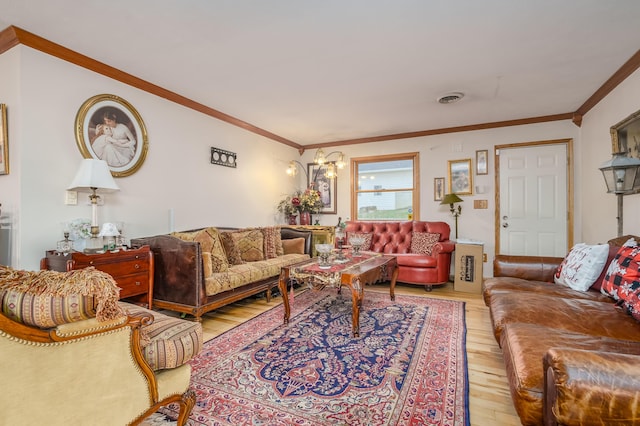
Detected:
[{"left": 498, "top": 143, "right": 568, "bottom": 256}]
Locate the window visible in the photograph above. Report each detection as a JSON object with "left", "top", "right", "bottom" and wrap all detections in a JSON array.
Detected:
[{"left": 351, "top": 152, "right": 419, "bottom": 220}]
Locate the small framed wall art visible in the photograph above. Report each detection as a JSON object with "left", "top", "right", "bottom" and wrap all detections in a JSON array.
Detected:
[
  {"left": 448, "top": 158, "right": 473, "bottom": 195},
  {"left": 75, "top": 94, "right": 149, "bottom": 177},
  {"left": 434, "top": 177, "right": 445, "bottom": 201},
  {"left": 0, "top": 104, "right": 7, "bottom": 175},
  {"left": 308, "top": 162, "right": 337, "bottom": 214},
  {"left": 610, "top": 108, "right": 640, "bottom": 158},
  {"left": 476, "top": 149, "right": 488, "bottom": 175}
]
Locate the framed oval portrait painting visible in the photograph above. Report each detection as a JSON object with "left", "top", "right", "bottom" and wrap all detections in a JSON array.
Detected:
[{"left": 75, "top": 94, "right": 148, "bottom": 177}]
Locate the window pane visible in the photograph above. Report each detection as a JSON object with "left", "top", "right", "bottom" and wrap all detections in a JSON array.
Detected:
[
  {"left": 356, "top": 191, "right": 413, "bottom": 220},
  {"left": 357, "top": 160, "right": 413, "bottom": 190}
]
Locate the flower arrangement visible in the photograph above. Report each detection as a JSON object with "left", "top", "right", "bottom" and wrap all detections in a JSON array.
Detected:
[
  {"left": 298, "top": 188, "right": 323, "bottom": 213},
  {"left": 277, "top": 195, "right": 299, "bottom": 217},
  {"left": 277, "top": 188, "right": 324, "bottom": 216},
  {"left": 69, "top": 218, "right": 92, "bottom": 240}
]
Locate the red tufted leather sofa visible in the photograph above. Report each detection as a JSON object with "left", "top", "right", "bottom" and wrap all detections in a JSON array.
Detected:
[{"left": 344, "top": 220, "right": 455, "bottom": 291}]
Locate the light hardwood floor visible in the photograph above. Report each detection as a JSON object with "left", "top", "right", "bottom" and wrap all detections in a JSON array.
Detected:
[{"left": 195, "top": 281, "right": 521, "bottom": 426}]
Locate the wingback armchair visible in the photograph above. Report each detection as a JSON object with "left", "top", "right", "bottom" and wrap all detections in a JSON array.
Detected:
[{"left": 0, "top": 265, "right": 200, "bottom": 425}]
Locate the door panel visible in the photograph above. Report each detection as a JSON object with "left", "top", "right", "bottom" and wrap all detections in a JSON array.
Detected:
[{"left": 498, "top": 143, "right": 568, "bottom": 256}]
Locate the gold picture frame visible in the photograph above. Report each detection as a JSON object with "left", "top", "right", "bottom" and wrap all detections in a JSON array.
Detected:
[
  {"left": 447, "top": 158, "right": 473, "bottom": 195},
  {"left": 0, "top": 104, "right": 8, "bottom": 175},
  {"left": 75, "top": 94, "right": 148, "bottom": 177},
  {"left": 610, "top": 108, "right": 640, "bottom": 158},
  {"left": 434, "top": 177, "right": 445, "bottom": 201},
  {"left": 476, "top": 149, "right": 488, "bottom": 175}
]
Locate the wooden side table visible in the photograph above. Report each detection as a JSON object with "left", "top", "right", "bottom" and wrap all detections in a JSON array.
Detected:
[{"left": 41, "top": 245, "right": 154, "bottom": 309}]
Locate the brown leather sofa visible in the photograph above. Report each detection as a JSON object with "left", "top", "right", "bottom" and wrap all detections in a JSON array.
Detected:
[
  {"left": 483, "top": 239, "right": 640, "bottom": 426},
  {"left": 344, "top": 220, "right": 455, "bottom": 291},
  {"left": 132, "top": 226, "right": 312, "bottom": 321}
]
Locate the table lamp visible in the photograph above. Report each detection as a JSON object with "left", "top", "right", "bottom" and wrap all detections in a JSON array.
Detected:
[{"left": 68, "top": 159, "right": 120, "bottom": 253}]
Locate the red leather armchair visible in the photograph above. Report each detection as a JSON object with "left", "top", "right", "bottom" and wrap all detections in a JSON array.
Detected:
[{"left": 344, "top": 220, "right": 455, "bottom": 291}]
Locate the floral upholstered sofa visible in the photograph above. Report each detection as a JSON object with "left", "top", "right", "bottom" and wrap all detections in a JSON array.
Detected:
[
  {"left": 0, "top": 265, "right": 202, "bottom": 425},
  {"left": 344, "top": 220, "right": 455, "bottom": 291},
  {"left": 132, "top": 226, "right": 311, "bottom": 321}
]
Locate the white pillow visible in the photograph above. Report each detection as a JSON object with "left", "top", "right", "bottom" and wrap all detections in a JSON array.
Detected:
[{"left": 554, "top": 243, "right": 610, "bottom": 291}]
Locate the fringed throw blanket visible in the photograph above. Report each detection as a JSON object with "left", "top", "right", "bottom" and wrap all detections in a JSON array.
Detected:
[{"left": 0, "top": 265, "right": 124, "bottom": 328}]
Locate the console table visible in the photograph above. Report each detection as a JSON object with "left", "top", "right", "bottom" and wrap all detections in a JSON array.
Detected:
[
  {"left": 283, "top": 225, "right": 335, "bottom": 256},
  {"left": 40, "top": 245, "right": 154, "bottom": 309}
]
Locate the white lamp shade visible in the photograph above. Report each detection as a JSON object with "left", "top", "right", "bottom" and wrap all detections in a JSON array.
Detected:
[{"left": 68, "top": 159, "right": 120, "bottom": 192}]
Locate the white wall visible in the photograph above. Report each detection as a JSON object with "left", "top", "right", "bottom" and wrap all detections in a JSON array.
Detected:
[
  {"left": 2, "top": 42, "right": 639, "bottom": 273},
  {"left": 0, "top": 46, "right": 300, "bottom": 269},
  {"left": 580, "top": 67, "right": 640, "bottom": 242},
  {"left": 299, "top": 121, "right": 581, "bottom": 270}
]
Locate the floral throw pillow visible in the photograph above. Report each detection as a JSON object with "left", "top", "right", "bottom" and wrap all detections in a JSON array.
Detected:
[
  {"left": 601, "top": 239, "right": 640, "bottom": 319},
  {"left": 553, "top": 243, "right": 610, "bottom": 291},
  {"left": 410, "top": 232, "right": 441, "bottom": 256}
]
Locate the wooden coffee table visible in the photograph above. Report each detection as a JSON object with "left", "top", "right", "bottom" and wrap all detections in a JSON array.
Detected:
[{"left": 278, "top": 253, "right": 399, "bottom": 337}]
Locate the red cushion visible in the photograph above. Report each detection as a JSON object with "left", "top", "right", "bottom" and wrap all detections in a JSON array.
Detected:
[
  {"left": 601, "top": 239, "right": 640, "bottom": 320},
  {"left": 591, "top": 244, "right": 622, "bottom": 291}
]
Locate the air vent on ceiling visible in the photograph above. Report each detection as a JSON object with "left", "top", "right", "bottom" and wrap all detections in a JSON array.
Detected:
[{"left": 437, "top": 92, "right": 465, "bottom": 104}]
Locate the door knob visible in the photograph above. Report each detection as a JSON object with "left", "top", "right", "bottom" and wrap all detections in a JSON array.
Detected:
[{"left": 502, "top": 222, "right": 509, "bottom": 228}]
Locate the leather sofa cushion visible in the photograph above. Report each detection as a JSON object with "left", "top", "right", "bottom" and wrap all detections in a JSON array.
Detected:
[
  {"left": 482, "top": 276, "right": 612, "bottom": 306},
  {"left": 396, "top": 253, "right": 438, "bottom": 268},
  {"left": 489, "top": 292, "right": 640, "bottom": 343},
  {"left": 501, "top": 322, "right": 640, "bottom": 426}
]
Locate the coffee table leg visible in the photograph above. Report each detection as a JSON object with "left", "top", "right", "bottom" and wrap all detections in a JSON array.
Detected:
[
  {"left": 278, "top": 271, "right": 291, "bottom": 324},
  {"left": 389, "top": 264, "right": 399, "bottom": 301},
  {"left": 350, "top": 279, "right": 364, "bottom": 337}
]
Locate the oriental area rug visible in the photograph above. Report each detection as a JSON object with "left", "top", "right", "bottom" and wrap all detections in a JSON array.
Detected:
[{"left": 152, "top": 289, "right": 469, "bottom": 426}]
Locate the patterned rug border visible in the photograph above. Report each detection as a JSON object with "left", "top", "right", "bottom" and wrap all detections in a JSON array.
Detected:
[{"left": 167, "top": 288, "right": 470, "bottom": 426}]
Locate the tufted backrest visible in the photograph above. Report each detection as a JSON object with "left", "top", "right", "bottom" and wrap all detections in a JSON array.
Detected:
[{"left": 344, "top": 220, "right": 451, "bottom": 254}]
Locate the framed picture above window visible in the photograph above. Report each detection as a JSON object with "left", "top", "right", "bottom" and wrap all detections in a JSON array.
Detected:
[
  {"left": 448, "top": 158, "right": 473, "bottom": 195},
  {"left": 308, "top": 162, "right": 337, "bottom": 214},
  {"left": 476, "top": 150, "right": 488, "bottom": 175},
  {"left": 75, "top": 94, "right": 149, "bottom": 177}
]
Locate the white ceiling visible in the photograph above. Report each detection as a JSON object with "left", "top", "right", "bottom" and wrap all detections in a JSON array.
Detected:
[{"left": 1, "top": 0, "right": 640, "bottom": 146}]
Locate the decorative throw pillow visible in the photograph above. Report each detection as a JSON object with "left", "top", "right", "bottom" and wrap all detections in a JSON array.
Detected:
[
  {"left": 282, "top": 238, "right": 306, "bottom": 255},
  {"left": 347, "top": 232, "right": 373, "bottom": 251},
  {"left": 410, "top": 232, "right": 441, "bottom": 256},
  {"left": 591, "top": 244, "right": 621, "bottom": 292},
  {"left": 230, "top": 229, "right": 265, "bottom": 262},
  {"left": 193, "top": 227, "right": 229, "bottom": 273},
  {"left": 554, "top": 243, "right": 610, "bottom": 291},
  {"left": 262, "top": 226, "right": 282, "bottom": 259},
  {"left": 170, "top": 231, "right": 197, "bottom": 242},
  {"left": 601, "top": 238, "right": 640, "bottom": 305},
  {"left": 0, "top": 266, "right": 124, "bottom": 328},
  {"left": 219, "top": 232, "right": 245, "bottom": 265}
]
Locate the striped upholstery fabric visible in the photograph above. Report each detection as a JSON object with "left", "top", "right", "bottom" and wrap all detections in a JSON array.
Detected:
[{"left": 120, "top": 302, "right": 203, "bottom": 371}]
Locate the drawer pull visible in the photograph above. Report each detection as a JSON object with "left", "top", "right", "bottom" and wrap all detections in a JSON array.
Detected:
[
  {"left": 135, "top": 281, "right": 141, "bottom": 286},
  {"left": 134, "top": 264, "right": 140, "bottom": 269}
]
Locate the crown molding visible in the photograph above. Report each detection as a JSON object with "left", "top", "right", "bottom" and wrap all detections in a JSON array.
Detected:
[{"left": 1, "top": 25, "right": 638, "bottom": 150}]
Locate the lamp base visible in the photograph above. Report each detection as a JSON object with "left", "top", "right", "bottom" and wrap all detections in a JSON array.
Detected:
[{"left": 83, "top": 226, "right": 104, "bottom": 254}]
